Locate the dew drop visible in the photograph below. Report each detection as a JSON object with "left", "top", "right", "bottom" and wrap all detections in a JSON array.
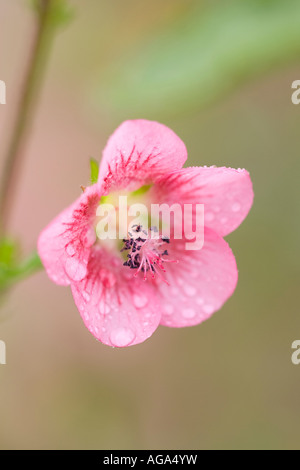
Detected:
[
  {"left": 66, "top": 244, "right": 76, "bottom": 256},
  {"left": 232, "top": 202, "right": 241, "bottom": 212},
  {"left": 110, "top": 327, "right": 135, "bottom": 347},
  {"left": 184, "top": 285, "right": 197, "bottom": 297},
  {"left": 182, "top": 308, "right": 196, "bottom": 319},
  {"left": 83, "top": 311, "right": 89, "bottom": 321},
  {"left": 133, "top": 294, "right": 148, "bottom": 309},
  {"left": 84, "top": 228, "right": 96, "bottom": 247},
  {"left": 82, "top": 291, "right": 90, "bottom": 302},
  {"left": 196, "top": 297, "right": 204, "bottom": 306},
  {"left": 65, "top": 257, "right": 87, "bottom": 281},
  {"left": 163, "top": 304, "right": 174, "bottom": 315},
  {"left": 220, "top": 217, "right": 228, "bottom": 225},
  {"left": 99, "top": 300, "right": 110, "bottom": 315},
  {"left": 203, "top": 304, "right": 214, "bottom": 315}
]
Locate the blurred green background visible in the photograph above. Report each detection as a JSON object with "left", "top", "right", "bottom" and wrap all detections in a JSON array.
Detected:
[{"left": 0, "top": 0, "right": 300, "bottom": 449}]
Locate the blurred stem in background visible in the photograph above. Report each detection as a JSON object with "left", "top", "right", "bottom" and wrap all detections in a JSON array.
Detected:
[
  {"left": 0, "top": 0, "right": 72, "bottom": 292},
  {"left": 0, "top": 0, "right": 69, "bottom": 231}
]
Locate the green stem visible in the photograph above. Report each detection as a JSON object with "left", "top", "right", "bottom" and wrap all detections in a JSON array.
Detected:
[
  {"left": 0, "top": 0, "right": 57, "bottom": 234},
  {"left": 1, "top": 251, "right": 43, "bottom": 292}
]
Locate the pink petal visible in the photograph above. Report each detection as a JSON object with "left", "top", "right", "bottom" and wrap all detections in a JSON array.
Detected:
[
  {"left": 158, "top": 228, "right": 238, "bottom": 327},
  {"left": 98, "top": 120, "right": 187, "bottom": 194},
  {"left": 71, "top": 245, "right": 162, "bottom": 347},
  {"left": 38, "top": 185, "right": 100, "bottom": 286},
  {"left": 153, "top": 166, "right": 254, "bottom": 236}
]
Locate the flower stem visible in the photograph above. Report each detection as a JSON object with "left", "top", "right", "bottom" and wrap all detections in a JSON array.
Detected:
[
  {"left": 0, "top": 0, "right": 58, "bottom": 234},
  {"left": 0, "top": 251, "right": 43, "bottom": 294}
]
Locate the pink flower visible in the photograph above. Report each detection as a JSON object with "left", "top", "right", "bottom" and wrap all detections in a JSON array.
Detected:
[{"left": 38, "top": 120, "right": 253, "bottom": 347}]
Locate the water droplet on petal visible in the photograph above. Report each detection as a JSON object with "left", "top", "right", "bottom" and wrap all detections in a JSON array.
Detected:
[
  {"left": 133, "top": 294, "right": 148, "bottom": 309},
  {"left": 99, "top": 299, "right": 110, "bottom": 315},
  {"left": 82, "top": 291, "right": 90, "bottom": 302},
  {"left": 196, "top": 297, "right": 204, "bottom": 305},
  {"left": 84, "top": 228, "right": 96, "bottom": 247},
  {"left": 83, "top": 311, "right": 89, "bottom": 321},
  {"left": 65, "top": 257, "right": 87, "bottom": 281},
  {"left": 220, "top": 217, "right": 228, "bottom": 225},
  {"left": 182, "top": 308, "right": 196, "bottom": 319},
  {"left": 66, "top": 244, "right": 76, "bottom": 256},
  {"left": 203, "top": 304, "right": 214, "bottom": 315},
  {"left": 110, "top": 327, "right": 135, "bottom": 347},
  {"left": 232, "top": 202, "right": 241, "bottom": 212},
  {"left": 163, "top": 304, "right": 174, "bottom": 315},
  {"left": 184, "top": 285, "right": 197, "bottom": 297}
]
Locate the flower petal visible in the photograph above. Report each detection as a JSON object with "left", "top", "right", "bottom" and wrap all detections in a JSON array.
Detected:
[
  {"left": 158, "top": 228, "right": 238, "bottom": 327},
  {"left": 71, "top": 245, "right": 162, "bottom": 347},
  {"left": 152, "top": 166, "right": 254, "bottom": 236},
  {"left": 38, "top": 185, "right": 100, "bottom": 286},
  {"left": 98, "top": 120, "right": 187, "bottom": 194}
]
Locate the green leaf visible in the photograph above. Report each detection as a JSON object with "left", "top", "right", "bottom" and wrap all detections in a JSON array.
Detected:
[
  {"left": 0, "top": 238, "right": 19, "bottom": 267},
  {"left": 94, "top": 0, "right": 300, "bottom": 118},
  {"left": 0, "top": 238, "right": 43, "bottom": 292},
  {"left": 90, "top": 158, "right": 99, "bottom": 184}
]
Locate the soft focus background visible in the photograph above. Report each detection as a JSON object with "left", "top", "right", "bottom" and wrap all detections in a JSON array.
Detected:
[{"left": 0, "top": 0, "right": 300, "bottom": 450}]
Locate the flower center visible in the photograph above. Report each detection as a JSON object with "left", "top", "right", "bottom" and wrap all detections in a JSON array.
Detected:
[{"left": 121, "top": 225, "right": 178, "bottom": 284}]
